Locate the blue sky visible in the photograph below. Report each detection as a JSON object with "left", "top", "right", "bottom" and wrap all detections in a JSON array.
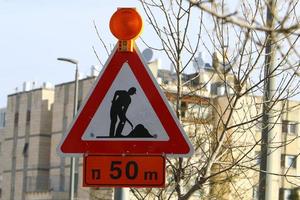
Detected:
[{"left": 0, "top": 0, "right": 170, "bottom": 107}]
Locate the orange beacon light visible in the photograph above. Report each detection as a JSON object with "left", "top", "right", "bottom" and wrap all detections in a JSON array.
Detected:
[{"left": 110, "top": 8, "right": 143, "bottom": 52}]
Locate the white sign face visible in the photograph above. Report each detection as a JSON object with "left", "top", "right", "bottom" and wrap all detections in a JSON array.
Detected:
[{"left": 82, "top": 62, "right": 169, "bottom": 141}]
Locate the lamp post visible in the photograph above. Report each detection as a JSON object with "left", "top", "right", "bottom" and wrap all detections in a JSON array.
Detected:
[{"left": 57, "top": 57, "right": 79, "bottom": 200}]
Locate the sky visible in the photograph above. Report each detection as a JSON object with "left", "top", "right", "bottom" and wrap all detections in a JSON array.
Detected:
[
  {"left": 0, "top": 0, "right": 173, "bottom": 108},
  {"left": 0, "top": 0, "right": 244, "bottom": 108}
]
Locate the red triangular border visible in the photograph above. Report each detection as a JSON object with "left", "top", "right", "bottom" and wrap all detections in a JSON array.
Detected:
[{"left": 58, "top": 46, "right": 193, "bottom": 156}]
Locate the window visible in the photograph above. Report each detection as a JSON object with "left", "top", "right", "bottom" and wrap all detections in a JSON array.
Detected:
[
  {"left": 252, "top": 186, "right": 258, "bottom": 200},
  {"left": 211, "top": 82, "right": 223, "bottom": 95},
  {"left": 279, "top": 188, "right": 298, "bottom": 200},
  {"left": 14, "top": 112, "right": 19, "bottom": 127},
  {"left": 287, "top": 155, "right": 297, "bottom": 168},
  {"left": 77, "top": 100, "right": 82, "bottom": 111},
  {"left": 282, "top": 121, "right": 288, "bottom": 133},
  {"left": 23, "top": 143, "right": 29, "bottom": 157},
  {"left": 181, "top": 102, "right": 187, "bottom": 118},
  {"left": 290, "top": 123, "right": 297, "bottom": 134},
  {"left": 26, "top": 110, "right": 31, "bottom": 124},
  {"left": 281, "top": 154, "right": 297, "bottom": 168},
  {"left": 282, "top": 120, "right": 297, "bottom": 135},
  {"left": 187, "top": 103, "right": 211, "bottom": 120}
]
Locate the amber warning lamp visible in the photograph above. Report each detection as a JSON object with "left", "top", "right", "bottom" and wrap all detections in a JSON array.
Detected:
[{"left": 110, "top": 8, "right": 143, "bottom": 52}]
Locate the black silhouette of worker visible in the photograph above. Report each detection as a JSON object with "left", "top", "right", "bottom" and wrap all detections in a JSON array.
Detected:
[{"left": 109, "top": 87, "right": 136, "bottom": 137}]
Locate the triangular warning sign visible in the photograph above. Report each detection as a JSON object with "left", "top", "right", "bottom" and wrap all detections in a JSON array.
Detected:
[{"left": 58, "top": 45, "right": 194, "bottom": 157}]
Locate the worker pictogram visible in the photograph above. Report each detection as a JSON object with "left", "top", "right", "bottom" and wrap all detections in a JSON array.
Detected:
[{"left": 105, "top": 87, "right": 153, "bottom": 139}]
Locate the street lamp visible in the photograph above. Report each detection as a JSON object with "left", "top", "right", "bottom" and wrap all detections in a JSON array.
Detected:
[{"left": 57, "top": 57, "right": 79, "bottom": 200}]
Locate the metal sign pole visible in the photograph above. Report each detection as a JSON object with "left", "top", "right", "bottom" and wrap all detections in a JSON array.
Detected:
[
  {"left": 114, "top": 188, "right": 129, "bottom": 200},
  {"left": 70, "top": 64, "right": 79, "bottom": 200}
]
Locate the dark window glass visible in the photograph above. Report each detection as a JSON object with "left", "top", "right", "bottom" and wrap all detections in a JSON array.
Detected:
[
  {"left": 289, "top": 123, "right": 297, "bottom": 135},
  {"left": 281, "top": 154, "right": 297, "bottom": 168},
  {"left": 23, "top": 143, "right": 29, "bottom": 157},
  {"left": 14, "top": 112, "right": 19, "bottom": 126},
  {"left": 282, "top": 120, "right": 288, "bottom": 133},
  {"left": 26, "top": 110, "right": 31, "bottom": 124}
]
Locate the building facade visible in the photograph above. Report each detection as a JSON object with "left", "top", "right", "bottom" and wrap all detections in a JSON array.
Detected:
[
  {"left": 2, "top": 86, "right": 54, "bottom": 200},
  {"left": 0, "top": 108, "right": 6, "bottom": 200}
]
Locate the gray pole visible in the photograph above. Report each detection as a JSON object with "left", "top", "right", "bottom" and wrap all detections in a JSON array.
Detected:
[
  {"left": 70, "top": 64, "right": 79, "bottom": 200},
  {"left": 258, "top": 0, "right": 279, "bottom": 199},
  {"left": 114, "top": 188, "right": 129, "bottom": 200},
  {"left": 57, "top": 58, "right": 79, "bottom": 200}
]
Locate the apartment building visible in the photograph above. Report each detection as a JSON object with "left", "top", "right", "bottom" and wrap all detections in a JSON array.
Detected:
[
  {"left": 208, "top": 94, "right": 300, "bottom": 200},
  {"left": 1, "top": 77, "right": 115, "bottom": 200},
  {"left": 2, "top": 85, "right": 54, "bottom": 200}
]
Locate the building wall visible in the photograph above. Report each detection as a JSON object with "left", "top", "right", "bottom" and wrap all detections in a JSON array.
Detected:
[
  {"left": 279, "top": 100, "right": 300, "bottom": 199},
  {"left": 0, "top": 108, "right": 5, "bottom": 200},
  {"left": 49, "top": 77, "right": 113, "bottom": 200},
  {"left": 2, "top": 88, "right": 54, "bottom": 200},
  {"left": 208, "top": 95, "right": 300, "bottom": 200}
]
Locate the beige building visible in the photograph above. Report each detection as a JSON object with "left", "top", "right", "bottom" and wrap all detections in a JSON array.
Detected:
[
  {"left": 2, "top": 86, "right": 54, "bottom": 200},
  {"left": 1, "top": 77, "right": 115, "bottom": 200},
  {"left": 0, "top": 108, "right": 6, "bottom": 200},
  {"left": 1, "top": 53, "right": 300, "bottom": 200},
  {"left": 206, "top": 95, "right": 300, "bottom": 200}
]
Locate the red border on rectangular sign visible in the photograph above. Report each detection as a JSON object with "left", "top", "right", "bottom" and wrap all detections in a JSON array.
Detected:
[{"left": 83, "top": 155, "right": 165, "bottom": 187}]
